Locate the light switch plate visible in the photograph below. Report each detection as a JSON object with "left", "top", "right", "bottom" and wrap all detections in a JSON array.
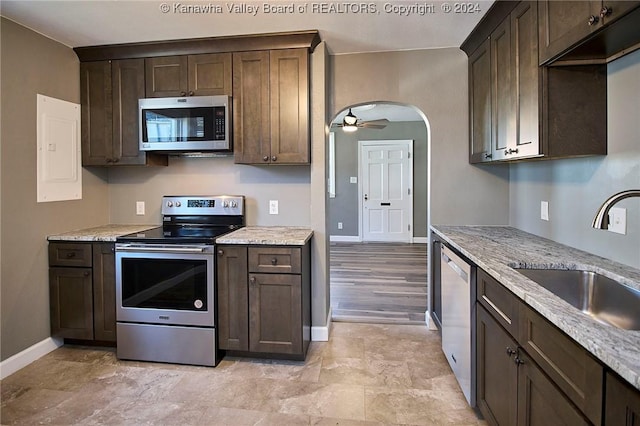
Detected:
[
  {"left": 608, "top": 207, "right": 626, "bottom": 235},
  {"left": 350, "top": 177, "right": 357, "bottom": 184},
  {"left": 541, "top": 201, "right": 549, "bottom": 221}
]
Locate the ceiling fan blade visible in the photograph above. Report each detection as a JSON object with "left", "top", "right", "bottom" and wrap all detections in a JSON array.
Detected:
[
  {"left": 330, "top": 123, "right": 343, "bottom": 128},
  {"left": 361, "top": 119, "right": 389, "bottom": 126},
  {"left": 359, "top": 123, "right": 387, "bottom": 129}
]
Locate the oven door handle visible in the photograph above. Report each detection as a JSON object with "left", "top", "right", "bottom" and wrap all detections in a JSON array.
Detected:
[{"left": 116, "top": 245, "right": 209, "bottom": 253}]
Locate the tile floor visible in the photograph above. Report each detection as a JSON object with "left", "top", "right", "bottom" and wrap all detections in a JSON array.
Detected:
[{"left": 1, "top": 323, "right": 485, "bottom": 425}]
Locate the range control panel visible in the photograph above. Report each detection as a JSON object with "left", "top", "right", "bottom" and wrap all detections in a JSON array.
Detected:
[{"left": 161, "top": 195, "right": 244, "bottom": 216}]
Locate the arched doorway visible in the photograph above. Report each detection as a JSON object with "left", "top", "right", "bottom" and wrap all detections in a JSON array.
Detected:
[{"left": 327, "top": 102, "right": 432, "bottom": 325}]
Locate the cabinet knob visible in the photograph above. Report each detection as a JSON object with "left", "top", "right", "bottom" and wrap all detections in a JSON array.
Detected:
[
  {"left": 112, "top": 157, "right": 119, "bottom": 163},
  {"left": 217, "top": 249, "right": 224, "bottom": 256},
  {"left": 250, "top": 276, "right": 256, "bottom": 284},
  {"left": 271, "top": 258, "right": 278, "bottom": 265},
  {"left": 84, "top": 271, "right": 90, "bottom": 277},
  {"left": 506, "top": 347, "right": 517, "bottom": 356},
  {"left": 180, "top": 91, "right": 187, "bottom": 97},
  {"left": 588, "top": 15, "right": 599, "bottom": 26},
  {"left": 188, "top": 91, "right": 194, "bottom": 96},
  {"left": 66, "top": 252, "right": 76, "bottom": 258},
  {"left": 514, "top": 357, "right": 525, "bottom": 365},
  {"left": 263, "top": 156, "right": 269, "bottom": 162},
  {"left": 271, "top": 156, "right": 277, "bottom": 162},
  {"left": 600, "top": 6, "right": 612, "bottom": 18}
]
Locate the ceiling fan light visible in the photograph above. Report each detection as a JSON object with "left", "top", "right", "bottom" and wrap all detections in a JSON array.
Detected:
[
  {"left": 343, "top": 108, "right": 358, "bottom": 126},
  {"left": 342, "top": 123, "right": 358, "bottom": 132}
]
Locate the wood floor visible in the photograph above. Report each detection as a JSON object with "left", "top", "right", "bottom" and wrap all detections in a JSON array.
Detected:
[{"left": 330, "top": 242, "right": 428, "bottom": 324}]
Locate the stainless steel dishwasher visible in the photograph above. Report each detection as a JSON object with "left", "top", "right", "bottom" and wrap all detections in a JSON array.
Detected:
[{"left": 440, "top": 244, "right": 475, "bottom": 406}]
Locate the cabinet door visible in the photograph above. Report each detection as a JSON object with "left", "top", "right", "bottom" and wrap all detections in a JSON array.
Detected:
[
  {"left": 49, "top": 267, "right": 94, "bottom": 340},
  {"left": 519, "top": 304, "right": 603, "bottom": 425},
  {"left": 188, "top": 53, "right": 232, "bottom": 96},
  {"left": 605, "top": 372, "right": 640, "bottom": 425},
  {"left": 477, "top": 305, "right": 518, "bottom": 426},
  {"left": 430, "top": 239, "right": 442, "bottom": 329},
  {"left": 511, "top": 1, "right": 541, "bottom": 159},
  {"left": 469, "top": 39, "right": 492, "bottom": 163},
  {"left": 92, "top": 243, "right": 116, "bottom": 342},
  {"left": 249, "top": 273, "right": 302, "bottom": 355},
  {"left": 112, "top": 59, "right": 167, "bottom": 166},
  {"left": 517, "top": 351, "right": 590, "bottom": 426},
  {"left": 233, "top": 51, "right": 271, "bottom": 164},
  {"left": 145, "top": 56, "right": 188, "bottom": 97},
  {"left": 490, "top": 18, "right": 514, "bottom": 161},
  {"left": 80, "top": 61, "right": 113, "bottom": 166},
  {"left": 269, "top": 49, "right": 309, "bottom": 164},
  {"left": 538, "top": 1, "right": 601, "bottom": 64},
  {"left": 217, "top": 246, "right": 249, "bottom": 351}
]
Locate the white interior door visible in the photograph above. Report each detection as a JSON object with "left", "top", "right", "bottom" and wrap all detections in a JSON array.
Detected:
[{"left": 360, "top": 140, "right": 413, "bottom": 242}]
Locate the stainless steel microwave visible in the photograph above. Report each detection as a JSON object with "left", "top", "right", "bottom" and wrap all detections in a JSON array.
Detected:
[{"left": 139, "top": 95, "right": 231, "bottom": 153}]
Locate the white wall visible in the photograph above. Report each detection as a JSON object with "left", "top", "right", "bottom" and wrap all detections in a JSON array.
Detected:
[{"left": 510, "top": 49, "right": 640, "bottom": 268}]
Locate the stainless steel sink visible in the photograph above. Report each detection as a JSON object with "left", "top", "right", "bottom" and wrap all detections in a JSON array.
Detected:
[{"left": 514, "top": 268, "right": 640, "bottom": 330}]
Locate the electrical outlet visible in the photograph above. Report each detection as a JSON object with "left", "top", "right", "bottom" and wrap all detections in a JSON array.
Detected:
[
  {"left": 136, "top": 201, "right": 145, "bottom": 216},
  {"left": 338, "top": 222, "right": 343, "bottom": 230},
  {"left": 541, "top": 201, "right": 549, "bottom": 221},
  {"left": 269, "top": 200, "right": 279, "bottom": 215},
  {"left": 608, "top": 207, "right": 626, "bottom": 235}
]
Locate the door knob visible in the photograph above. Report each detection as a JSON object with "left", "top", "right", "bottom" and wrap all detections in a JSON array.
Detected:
[{"left": 364, "top": 194, "right": 368, "bottom": 201}]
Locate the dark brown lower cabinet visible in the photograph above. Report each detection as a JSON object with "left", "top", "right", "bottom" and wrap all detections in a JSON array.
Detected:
[
  {"left": 217, "top": 242, "right": 311, "bottom": 359},
  {"left": 477, "top": 305, "right": 518, "bottom": 426},
  {"left": 477, "top": 304, "right": 590, "bottom": 426},
  {"left": 48, "top": 242, "right": 117, "bottom": 342},
  {"left": 605, "top": 372, "right": 640, "bottom": 425}
]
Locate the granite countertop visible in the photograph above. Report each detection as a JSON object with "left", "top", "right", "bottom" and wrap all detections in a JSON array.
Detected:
[
  {"left": 47, "top": 224, "right": 159, "bottom": 242},
  {"left": 217, "top": 226, "right": 313, "bottom": 246},
  {"left": 431, "top": 225, "right": 640, "bottom": 390}
]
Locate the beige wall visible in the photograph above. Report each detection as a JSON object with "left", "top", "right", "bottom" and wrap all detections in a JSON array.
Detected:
[
  {"left": 330, "top": 48, "right": 510, "bottom": 227},
  {"left": 0, "top": 18, "right": 110, "bottom": 361}
]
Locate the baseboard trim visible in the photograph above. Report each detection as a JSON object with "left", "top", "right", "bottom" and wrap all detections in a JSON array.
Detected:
[
  {"left": 329, "top": 235, "right": 360, "bottom": 242},
  {"left": 0, "top": 337, "right": 63, "bottom": 380},
  {"left": 413, "top": 237, "right": 428, "bottom": 244},
  {"left": 311, "top": 309, "right": 332, "bottom": 341}
]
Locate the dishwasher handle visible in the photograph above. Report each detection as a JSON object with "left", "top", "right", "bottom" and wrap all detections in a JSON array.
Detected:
[{"left": 441, "top": 247, "right": 469, "bottom": 282}]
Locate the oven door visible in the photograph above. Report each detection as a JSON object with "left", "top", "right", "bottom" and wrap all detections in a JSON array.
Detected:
[{"left": 115, "top": 244, "right": 215, "bottom": 327}]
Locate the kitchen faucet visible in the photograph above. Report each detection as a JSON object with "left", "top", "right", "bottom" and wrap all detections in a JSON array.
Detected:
[{"left": 592, "top": 189, "right": 640, "bottom": 229}]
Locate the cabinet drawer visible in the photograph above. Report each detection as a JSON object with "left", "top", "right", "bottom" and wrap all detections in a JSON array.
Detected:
[
  {"left": 248, "top": 247, "right": 301, "bottom": 274},
  {"left": 477, "top": 268, "right": 520, "bottom": 337},
  {"left": 519, "top": 303, "right": 603, "bottom": 425},
  {"left": 49, "top": 243, "right": 93, "bottom": 267}
]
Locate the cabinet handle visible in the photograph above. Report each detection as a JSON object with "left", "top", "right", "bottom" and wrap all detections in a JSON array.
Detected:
[
  {"left": 271, "top": 156, "right": 277, "bottom": 162},
  {"left": 484, "top": 153, "right": 492, "bottom": 160},
  {"left": 271, "top": 258, "right": 278, "bottom": 265},
  {"left": 217, "top": 249, "right": 224, "bottom": 256},
  {"left": 514, "top": 357, "right": 525, "bottom": 365},
  {"left": 180, "top": 91, "right": 187, "bottom": 96},
  {"left": 588, "top": 15, "right": 599, "bottom": 26},
  {"left": 263, "top": 156, "right": 269, "bottom": 162},
  {"left": 188, "top": 91, "right": 194, "bottom": 96},
  {"left": 504, "top": 148, "right": 519, "bottom": 156},
  {"left": 600, "top": 6, "right": 612, "bottom": 18},
  {"left": 506, "top": 347, "right": 517, "bottom": 356}
]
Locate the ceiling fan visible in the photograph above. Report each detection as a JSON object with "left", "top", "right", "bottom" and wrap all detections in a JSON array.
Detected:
[{"left": 331, "top": 108, "right": 389, "bottom": 132}]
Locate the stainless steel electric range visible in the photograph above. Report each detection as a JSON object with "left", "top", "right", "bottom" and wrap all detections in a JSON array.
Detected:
[{"left": 115, "top": 195, "right": 244, "bottom": 367}]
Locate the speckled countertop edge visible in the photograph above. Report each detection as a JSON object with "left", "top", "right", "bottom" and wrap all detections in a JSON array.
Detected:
[
  {"left": 47, "top": 224, "right": 159, "bottom": 242},
  {"left": 431, "top": 225, "right": 640, "bottom": 391},
  {"left": 216, "top": 226, "right": 313, "bottom": 246}
]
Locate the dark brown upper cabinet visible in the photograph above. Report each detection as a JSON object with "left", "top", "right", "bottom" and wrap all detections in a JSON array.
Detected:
[
  {"left": 463, "top": 1, "right": 607, "bottom": 163},
  {"left": 80, "top": 59, "right": 167, "bottom": 167},
  {"left": 538, "top": 0, "right": 640, "bottom": 65},
  {"left": 145, "top": 53, "right": 232, "bottom": 97},
  {"left": 233, "top": 49, "right": 309, "bottom": 165}
]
